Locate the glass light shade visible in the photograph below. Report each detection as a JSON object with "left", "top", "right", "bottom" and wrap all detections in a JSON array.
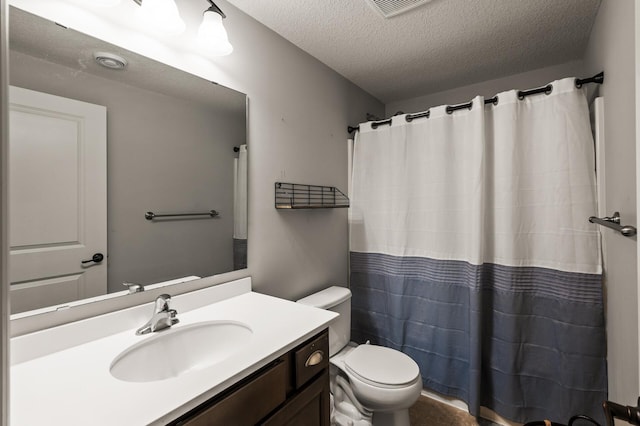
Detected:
[
  {"left": 138, "top": 0, "right": 186, "bottom": 35},
  {"left": 197, "top": 10, "right": 233, "bottom": 56}
]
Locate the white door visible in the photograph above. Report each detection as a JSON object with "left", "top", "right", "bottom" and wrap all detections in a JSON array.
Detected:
[{"left": 9, "top": 86, "right": 107, "bottom": 314}]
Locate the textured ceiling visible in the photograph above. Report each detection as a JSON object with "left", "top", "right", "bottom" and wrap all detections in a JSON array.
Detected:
[{"left": 226, "top": 0, "right": 601, "bottom": 103}]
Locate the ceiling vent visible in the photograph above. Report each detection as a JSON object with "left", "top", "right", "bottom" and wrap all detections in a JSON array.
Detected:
[
  {"left": 365, "top": 0, "right": 434, "bottom": 18},
  {"left": 93, "top": 52, "right": 128, "bottom": 70}
]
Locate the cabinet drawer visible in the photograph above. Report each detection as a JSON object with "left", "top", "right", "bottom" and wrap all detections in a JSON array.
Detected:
[
  {"left": 176, "top": 359, "right": 287, "bottom": 426},
  {"left": 294, "top": 330, "right": 329, "bottom": 389}
]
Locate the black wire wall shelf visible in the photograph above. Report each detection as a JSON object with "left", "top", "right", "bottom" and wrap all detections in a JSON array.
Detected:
[{"left": 275, "top": 182, "right": 350, "bottom": 209}]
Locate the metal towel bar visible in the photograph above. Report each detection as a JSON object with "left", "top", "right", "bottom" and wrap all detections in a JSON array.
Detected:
[
  {"left": 589, "top": 212, "right": 637, "bottom": 237},
  {"left": 145, "top": 210, "right": 219, "bottom": 220}
]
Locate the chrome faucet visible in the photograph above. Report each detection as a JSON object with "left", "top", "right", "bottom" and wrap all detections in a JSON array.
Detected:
[
  {"left": 136, "top": 294, "right": 179, "bottom": 335},
  {"left": 123, "top": 282, "right": 145, "bottom": 294}
]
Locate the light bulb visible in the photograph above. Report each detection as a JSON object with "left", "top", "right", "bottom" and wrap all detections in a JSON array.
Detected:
[
  {"left": 197, "top": 10, "right": 233, "bottom": 56},
  {"left": 138, "top": 0, "right": 186, "bottom": 35}
]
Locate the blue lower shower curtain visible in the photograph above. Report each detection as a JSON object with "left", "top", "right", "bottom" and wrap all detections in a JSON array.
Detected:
[{"left": 349, "top": 78, "right": 606, "bottom": 424}]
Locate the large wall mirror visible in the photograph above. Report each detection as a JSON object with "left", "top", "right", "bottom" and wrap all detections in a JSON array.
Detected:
[{"left": 8, "top": 6, "right": 248, "bottom": 315}]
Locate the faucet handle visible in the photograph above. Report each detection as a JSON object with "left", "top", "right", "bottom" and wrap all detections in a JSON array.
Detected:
[
  {"left": 168, "top": 309, "right": 179, "bottom": 326},
  {"left": 123, "top": 282, "right": 144, "bottom": 294},
  {"left": 155, "top": 294, "right": 173, "bottom": 312}
]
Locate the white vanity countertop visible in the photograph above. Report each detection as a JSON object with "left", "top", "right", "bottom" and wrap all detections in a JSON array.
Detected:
[{"left": 10, "top": 289, "right": 337, "bottom": 425}]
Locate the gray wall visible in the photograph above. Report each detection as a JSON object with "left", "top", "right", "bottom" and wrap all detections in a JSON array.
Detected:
[
  {"left": 10, "top": 51, "right": 246, "bottom": 294},
  {"left": 583, "top": 0, "right": 638, "bottom": 407},
  {"left": 221, "top": 2, "right": 385, "bottom": 301},
  {"left": 386, "top": 60, "right": 585, "bottom": 115}
]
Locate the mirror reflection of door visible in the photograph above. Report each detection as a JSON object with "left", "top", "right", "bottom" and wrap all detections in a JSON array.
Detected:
[{"left": 9, "top": 86, "right": 107, "bottom": 314}]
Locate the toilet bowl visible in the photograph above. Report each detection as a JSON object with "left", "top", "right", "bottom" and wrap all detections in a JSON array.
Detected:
[{"left": 297, "top": 286, "right": 422, "bottom": 426}]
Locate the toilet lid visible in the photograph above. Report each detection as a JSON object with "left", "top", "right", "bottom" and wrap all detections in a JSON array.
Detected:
[{"left": 344, "top": 345, "right": 419, "bottom": 386}]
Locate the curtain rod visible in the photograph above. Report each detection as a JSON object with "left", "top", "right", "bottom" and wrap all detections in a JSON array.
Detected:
[{"left": 347, "top": 71, "right": 604, "bottom": 134}]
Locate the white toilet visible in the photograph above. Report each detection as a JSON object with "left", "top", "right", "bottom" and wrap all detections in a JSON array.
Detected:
[{"left": 297, "top": 286, "right": 422, "bottom": 426}]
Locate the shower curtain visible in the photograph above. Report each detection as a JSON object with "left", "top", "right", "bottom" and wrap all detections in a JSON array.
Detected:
[
  {"left": 233, "top": 144, "right": 247, "bottom": 270},
  {"left": 349, "top": 78, "right": 606, "bottom": 423}
]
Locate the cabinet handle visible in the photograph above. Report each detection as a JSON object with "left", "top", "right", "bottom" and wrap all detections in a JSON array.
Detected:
[{"left": 305, "top": 350, "right": 324, "bottom": 367}]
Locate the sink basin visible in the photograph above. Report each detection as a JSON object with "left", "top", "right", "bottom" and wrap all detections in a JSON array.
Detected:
[{"left": 110, "top": 320, "right": 253, "bottom": 383}]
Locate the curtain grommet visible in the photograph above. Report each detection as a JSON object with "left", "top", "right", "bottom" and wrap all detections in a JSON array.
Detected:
[{"left": 406, "top": 111, "right": 429, "bottom": 121}]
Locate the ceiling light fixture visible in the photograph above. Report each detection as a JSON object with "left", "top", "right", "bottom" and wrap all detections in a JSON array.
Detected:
[
  {"left": 133, "top": 0, "right": 186, "bottom": 35},
  {"left": 196, "top": 1, "right": 233, "bottom": 56},
  {"left": 130, "top": 0, "right": 233, "bottom": 56}
]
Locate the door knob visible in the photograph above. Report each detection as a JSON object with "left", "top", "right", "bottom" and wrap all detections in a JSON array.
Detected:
[{"left": 81, "top": 253, "right": 104, "bottom": 264}]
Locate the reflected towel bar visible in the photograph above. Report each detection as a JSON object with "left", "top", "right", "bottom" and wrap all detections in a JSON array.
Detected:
[
  {"left": 589, "top": 212, "right": 637, "bottom": 237},
  {"left": 145, "top": 210, "right": 219, "bottom": 220}
]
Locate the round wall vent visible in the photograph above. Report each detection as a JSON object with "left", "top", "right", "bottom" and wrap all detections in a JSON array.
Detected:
[{"left": 93, "top": 52, "right": 128, "bottom": 70}]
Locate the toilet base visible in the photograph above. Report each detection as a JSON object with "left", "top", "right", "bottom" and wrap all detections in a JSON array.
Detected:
[
  {"left": 333, "top": 407, "right": 372, "bottom": 426},
  {"left": 372, "top": 409, "right": 410, "bottom": 426},
  {"left": 331, "top": 372, "right": 373, "bottom": 426}
]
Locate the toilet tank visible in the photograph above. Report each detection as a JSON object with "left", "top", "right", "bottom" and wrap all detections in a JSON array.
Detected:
[{"left": 297, "top": 286, "right": 351, "bottom": 356}]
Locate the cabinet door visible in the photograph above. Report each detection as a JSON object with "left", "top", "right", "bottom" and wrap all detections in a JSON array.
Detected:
[
  {"left": 261, "top": 370, "right": 330, "bottom": 426},
  {"left": 174, "top": 360, "right": 287, "bottom": 426}
]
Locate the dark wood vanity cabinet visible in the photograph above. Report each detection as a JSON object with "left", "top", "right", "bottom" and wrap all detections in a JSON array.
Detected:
[{"left": 169, "top": 329, "right": 330, "bottom": 426}]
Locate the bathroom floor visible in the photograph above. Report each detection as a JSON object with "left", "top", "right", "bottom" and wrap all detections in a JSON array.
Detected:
[{"left": 409, "top": 396, "right": 501, "bottom": 426}]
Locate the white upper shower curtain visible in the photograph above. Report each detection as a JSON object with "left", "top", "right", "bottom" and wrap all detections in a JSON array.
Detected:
[{"left": 349, "top": 77, "right": 606, "bottom": 424}]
